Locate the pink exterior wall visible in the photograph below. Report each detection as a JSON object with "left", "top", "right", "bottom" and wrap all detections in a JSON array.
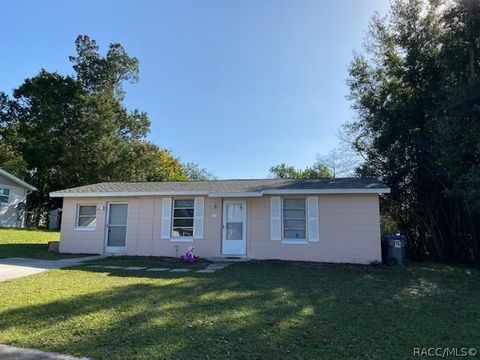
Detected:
[
  {"left": 59, "top": 197, "right": 109, "bottom": 254},
  {"left": 246, "top": 194, "right": 381, "bottom": 264},
  {"left": 59, "top": 196, "right": 223, "bottom": 258},
  {"left": 59, "top": 193, "right": 381, "bottom": 264},
  {"left": 130, "top": 196, "right": 222, "bottom": 258}
]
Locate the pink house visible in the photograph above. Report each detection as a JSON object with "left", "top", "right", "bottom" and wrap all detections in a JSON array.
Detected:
[{"left": 50, "top": 178, "right": 390, "bottom": 264}]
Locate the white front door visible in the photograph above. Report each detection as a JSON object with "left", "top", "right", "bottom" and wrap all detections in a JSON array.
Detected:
[
  {"left": 222, "top": 200, "right": 246, "bottom": 255},
  {"left": 105, "top": 203, "right": 128, "bottom": 254}
]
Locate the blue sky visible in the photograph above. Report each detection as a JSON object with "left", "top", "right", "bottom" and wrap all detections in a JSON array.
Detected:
[{"left": 2, "top": 0, "right": 389, "bottom": 179}]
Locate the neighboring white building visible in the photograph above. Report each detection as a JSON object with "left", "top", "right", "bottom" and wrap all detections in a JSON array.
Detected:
[
  {"left": 0, "top": 168, "right": 37, "bottom": 228},
  {"left": 51, "top": 178, "right": 390, "bottom": 264}
]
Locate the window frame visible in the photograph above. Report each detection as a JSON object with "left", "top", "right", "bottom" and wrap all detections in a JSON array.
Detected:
[
  {"left": 0, "top": 186, "right": 11, "bottom": 206},
  {"left": 282, "top": 197, "right": 307, "bottom": 242},
  {"left": 171, "top": 198, "right": 195, "bottom": 240},
  {"left": 75, "top": 204, "right": 97, "bottom": 231}
]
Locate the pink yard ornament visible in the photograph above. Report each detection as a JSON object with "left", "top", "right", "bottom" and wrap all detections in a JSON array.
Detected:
[{"left": 181, "top": 246, "right": 199, "bottom": 263}]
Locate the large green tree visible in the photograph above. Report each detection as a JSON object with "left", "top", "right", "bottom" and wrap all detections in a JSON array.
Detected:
[
  {"left": 182, "top": 162, "right": 217, "bottom": 180},
  {"left": 0, "top": 92, "right": 26, "bottom": 176},
  {"left": 348, "top": 0, "right": 480, "bottom": 262},
  {"left": 0, "top": 35, "right": 188, "bottom": 215},
  {"left": 269, "top": 162, "right": 332, "bottom": 179}
]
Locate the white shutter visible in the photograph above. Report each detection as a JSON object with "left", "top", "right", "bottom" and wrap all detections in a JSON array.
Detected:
[
  {"left": 271, "top": 197, "right": 282, "bottom": 241},
  {"left": 193, "top": 197, "right": 204, "bottom": 239},
  {"left": 307, "top": 197, "right": 319, "bottom": 242},
  {"left": 160, "top": 197, "right": 172, "bottom": 239}
]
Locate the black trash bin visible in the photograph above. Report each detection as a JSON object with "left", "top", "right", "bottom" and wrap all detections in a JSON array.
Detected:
[{"left": 382, "top": 234, "right": 406, "bottom": 266}]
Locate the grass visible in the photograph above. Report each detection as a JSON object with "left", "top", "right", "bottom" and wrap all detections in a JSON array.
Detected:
[
  {"left": 86, "top": 256, "right": 210, "bottom": 270},
  {"left": 0, "top": 227, "right": 80, "bottom": 259},
  {"left": 0, "top": 261, "right": 479, "bottom": 359}
]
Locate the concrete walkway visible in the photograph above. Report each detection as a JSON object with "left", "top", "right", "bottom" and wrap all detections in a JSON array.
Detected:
[
  {"left": 0, "top": 255, "right": 106, "bottom": 282},
  {"left": 84, "top": 261, "right": 233, "bottom": 274},
  {"left": 0, "top": 344, "right": 90, "bottom": 360}
]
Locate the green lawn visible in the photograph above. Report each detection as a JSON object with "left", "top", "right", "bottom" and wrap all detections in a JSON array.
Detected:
[
  {"left": 87, "top": 256, "right": 210, "bottom": 270},
  {"left": 0, "top": 261, "right": 479, "bottom": 359},
  {"left": 0, "top": 227, "right": 66, "bottom": 259}
]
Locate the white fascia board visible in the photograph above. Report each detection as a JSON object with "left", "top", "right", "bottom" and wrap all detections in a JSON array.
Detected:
[
  {"left": 208, "top": 192, "right": 263, "bottom": 198},
  {"left": 0, "top": 168, "right": 37, "bottom": 191},
  {"left": 49, "top": 191, "right": 210, "bottom": 198},
  {"left": 262, "top": 188, "right": 390, "bottom": 195}
]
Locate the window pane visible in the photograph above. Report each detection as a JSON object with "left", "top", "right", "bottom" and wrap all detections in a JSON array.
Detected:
[
  {"left": 284, "top": 229, "right": 306, "bottom": 239},
  {"left": 172, "top": 198, "right": 194, "bottom": 237},
  {"left": 226, "top": 222, "right": 243, "bottom": 240},
  {"left": 78, "top": 216, "right": 96, "bottom": 227},
  {"left": 174, "top": 199, "right": 194, "bottom": 208},
  {"left": 173, "top": 218, "right": 194, "bottom": 227},
  {"left": 283, "top": 209, "right": 306, "bottom": 219},
  {"left": 284, "top": 219, "right": 306, "bottom": 229},
  {"left": 0, "top": 187, "right": 10, "bottom": 204},
  {"left": 79, "top": 205, "right": 96, "bottom": 216},
  {"left": 77, "top": 205, "right": 97, "bottom": 227},
  {"left": 174, "top": 208, "right": 194, "bottom": 218},
  {"left": 172, "top": 227, "right": 194, "bottom": 237},
  {"left": 283, "top": 199, "right": 305, "bottom": 209},
  {"left": 282, "top": 198, "right": 306, "bottom": 240}
]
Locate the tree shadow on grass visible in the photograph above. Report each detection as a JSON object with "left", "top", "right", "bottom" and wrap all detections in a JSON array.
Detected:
[
  {"left": 0, "top": 244, "right": 94, "bottom": 260},
  {"left": 80, "top": 255, "right": 209, "bottom": 270},
  {"left": 1, "top": 262, "right": 479, "bottom": 360},
  {"left": 0, "top": 278, "right": 329, "bottom": 359}
]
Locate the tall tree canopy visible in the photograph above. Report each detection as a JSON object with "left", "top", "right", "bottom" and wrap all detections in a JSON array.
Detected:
[
  {"left": 181, "top": 162, "right": 217, "bottom": 180},
  {"left": 69, "top": 35, "right": 140, "bottom": 101},
  {"left": 0, "top": 35, "right": 205, "bottom": 214},
  {"left": 269, "top": 162, "right": 332, "bottom": 179},
  {"left": 348, "top": 0, "right": 480, "bottom": 262}
]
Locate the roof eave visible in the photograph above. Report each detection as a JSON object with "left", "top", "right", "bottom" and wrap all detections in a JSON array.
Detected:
[
  {"left": 50, "top": 188, "right": 390, "bottom": 198},
  {"left": 0, "top": 168, "right": 37, "bottom": 191},
  {"left": 49, "top": 190, "right": 211, "bottom": 198},
  {"left": 262, "top": 188, "right": 390, "bottom": 195}
]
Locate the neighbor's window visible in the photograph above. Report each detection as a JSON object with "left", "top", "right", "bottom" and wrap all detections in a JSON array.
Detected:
[
  {"left": 0, "top": 187, "right": 10, "bottom": 205},
  {"left": 283, "top": 198, "right": 306, "bottom": 240},
  {"left": 76, "top": 205, "right": 97, "bottom": 229},
  {"left": 172, "top": 199, "right": 194, "bottom": 237}
]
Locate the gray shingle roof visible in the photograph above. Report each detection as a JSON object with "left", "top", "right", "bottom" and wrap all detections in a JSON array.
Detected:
[{"left": 50, "top": 178, "right": 389, "bottom": 197}]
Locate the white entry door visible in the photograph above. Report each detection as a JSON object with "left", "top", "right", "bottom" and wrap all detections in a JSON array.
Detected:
[
  {"left": 222, "top": 200, "right": 246, "bottom": 255},
  {"left": 105, "top": 203, "right": 128, "bottom": 254}
]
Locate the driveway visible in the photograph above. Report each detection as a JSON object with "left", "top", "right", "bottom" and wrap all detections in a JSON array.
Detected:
[{"left": 0, "top": 255, "right": 105, "bottom": 282}]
